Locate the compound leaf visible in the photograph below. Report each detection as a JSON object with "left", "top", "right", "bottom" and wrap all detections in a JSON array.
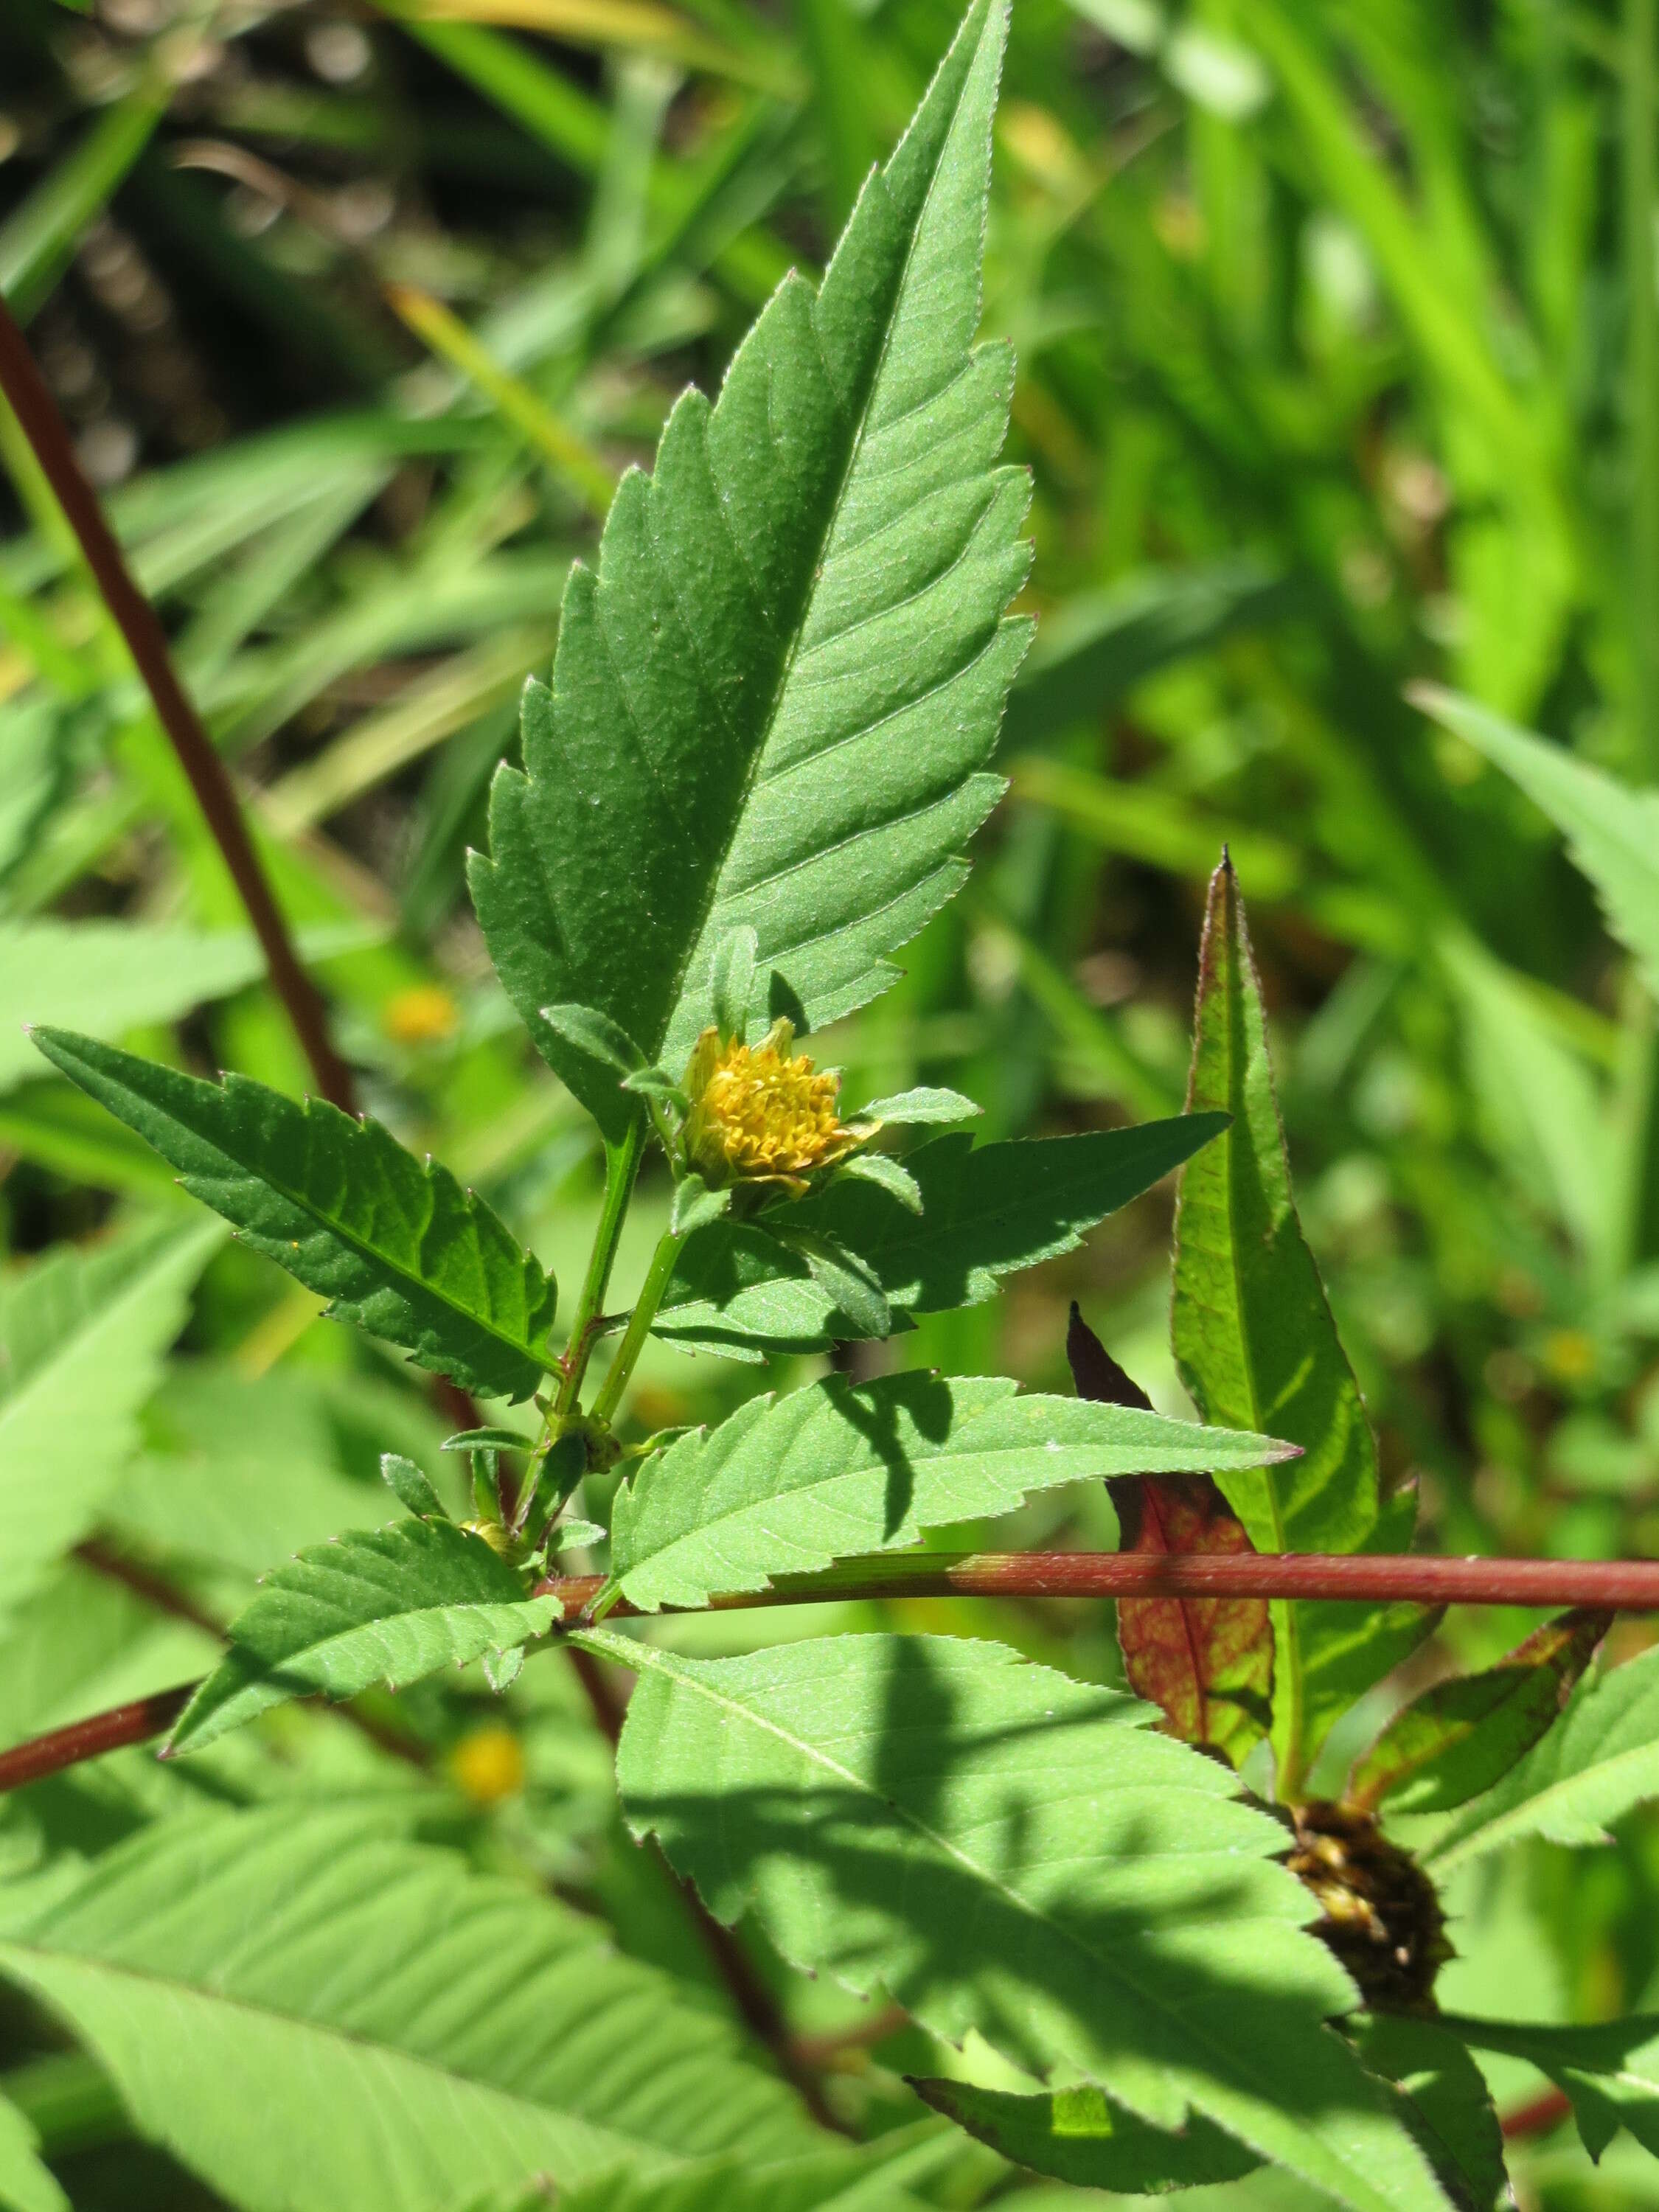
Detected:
[
  {"left": 1172, "top": 858, "right": 1421, "bottom": 1791},
  {"left": 658, "top": 1117, "right": 1223, "bottom": 1354},
  {"left": 1444, "top": 2012, "right": 1659, "bottom": 2166},
  {"left": 0, "top": 1217, "right": 220, "bottom": 1632},
  {"left": 31, "top": 1030, "right": 557, "bottom": 1402},
  {"left": 1349, "top": 1609, "right": 1610, "bottom": 1818},
  {"left": 588, "top": 1627, "right": 1452, "bottom": 2212},
  {"left": 0, "top": 1807, "right": 815, "bottom": 2212},
  {"left": 170, "top": 1520, "right": 561, "bottom": 1753},
  {"left": 610, "top": 1369, "right": 1298, "bottom": 1612},
  {"left": 470, "top": 0, "right": 1026, "bottom": 1136}
]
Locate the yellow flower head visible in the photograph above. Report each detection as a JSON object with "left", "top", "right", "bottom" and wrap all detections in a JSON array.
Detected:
[{"left": 683, "top": 1020, "right": 865, "bottom": 1194}]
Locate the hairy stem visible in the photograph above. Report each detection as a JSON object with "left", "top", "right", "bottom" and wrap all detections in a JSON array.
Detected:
[
  {"left": 10, "top": 1547, "right": 1659, "bottom": 1793},
  {"left": 0, "top": 296, "right": 357, "bottom": 1112},
  {"left": 553, "top": 1117, "right": 646, "bottom": 1418},
  {"left": 587, "top": 1217, "right": 686, "bottom": 1425}
]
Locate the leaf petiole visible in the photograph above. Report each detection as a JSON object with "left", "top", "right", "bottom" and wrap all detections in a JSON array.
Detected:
[{"left": 589, "top": 1224, "right": 689, "bottom": 1427}]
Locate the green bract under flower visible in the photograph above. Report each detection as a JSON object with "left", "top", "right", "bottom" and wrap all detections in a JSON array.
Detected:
[{"left": 681, "top": 1020, "right": 868, "bottom": 1196}]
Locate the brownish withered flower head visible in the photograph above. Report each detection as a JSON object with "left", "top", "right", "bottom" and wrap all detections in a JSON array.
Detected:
[
  {"left": 682, "top": 1019, "right": 866, "bottom": 1195},
  {"left": 1287, "top": 1799, "right": 1453, "bottom": 2015}
]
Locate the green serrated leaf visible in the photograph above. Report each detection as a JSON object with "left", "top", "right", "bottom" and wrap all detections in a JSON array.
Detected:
[
  {"left": 0, "top": 2088, "right": 69, "bottom": 2212},
  {"left": 908, "top": 2076, "right": 1261, "bottom": 2193},
  {"left": 380, "top": 1453, "right": 451, "bottom": 1522},
  {"left": 1420, "top": 1642, "right": 1659, "bottom": 1873},
  {"left": 670, "top": 1175, "right": 731, "bottom": 1238},
  {"left": 31, "top": 1030, "right": 558, "bottom": 1402},
  {"left": 834, "top": 1152, "right": 923, "bottom": 1211},
  {"left": 610, "top": 1371, "right": 1298, "bottom": 1610},
  {"left": 1350, "top": 1610, "right": 1609, "bottom": 1818},
  {"left": 0, "top": 1807, "right": 815, "bottom": 2212},
  {"left": 659, "top": 1116, "right": 1223, "bottom": 1353},
  {"left": 538, "top": 1001, "right": 646, "bottom": 1075},
  {"left": 470, "top": 0, "right": 1026, "bottom": 1137},
  {"left": 169, "top": 1520, "right": 560, "bottom": 1752},
  {"left": 0, "top": 1218, "right": 221, "bottom": 1632},
  {"left": 1412, "top": 686, "right": 1659, "bottom": 995},
  {"left": 854, "top": 1086, "right": 981, "bottom": 1125},
  {"left": 1444, "top": 2011, "right": 1659, "bottom": 2167},
  {"left": 709, "top": 926, "right": 758, "bottom": 1044},
  {"left": 781, "top": 1229, "right": 892, "bottom": 1338},
  {"left": 1352, "top": 2015, "right": 1507, "bottom": 2212},
  {"left": 586, "top": 1627, "right": 1451, "bottom": 2212},
  {"left": 1172, "top": 859, "right": 1414, "bottom": 1793}
]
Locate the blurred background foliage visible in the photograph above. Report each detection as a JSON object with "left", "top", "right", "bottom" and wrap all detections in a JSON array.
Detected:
[{"left": 5, "top": 0, "right": 1659, "bottom": 2202}]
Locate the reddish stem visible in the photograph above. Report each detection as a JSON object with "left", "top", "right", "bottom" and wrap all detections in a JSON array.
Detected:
[
  {"left": 1500, "top": 2087, "right": 1573, "bottom": 2141},
  {"left": 9, "top": 1546, "right": 1659, "bottom": 1797},
  {"left": 0, "top": 296, "right": 357, "bottom": 1113}
]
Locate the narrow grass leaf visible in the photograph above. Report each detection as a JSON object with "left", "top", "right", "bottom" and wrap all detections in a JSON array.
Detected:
[
  {"left": 658, "top": 1116, "right": 1223, "bottom": 1353},
  {"left": 1349, "top": 1609, "right": 1610, "bottom": 1817},
  {"left": 170, "top": 1520, "right": 561, "bottom": 1753},
  {"left": 610, "top": 1369, "right": 1297, "bottom": 1611},
  {"left": 588, "top": 1627, "right": 1451, "bottom": 2212},
  {"left": 471, "top": 0, "right": 1026, "bottom": 1135},
  {"left": 0, "top": 1807, "right": 815, "bottom": 2212},
  {"left": 1172, "top": 858, "right": 1416, "bottom": 1790},
  {"left": 31, "top": 1031, "right": 558, "bottom": 1401}
]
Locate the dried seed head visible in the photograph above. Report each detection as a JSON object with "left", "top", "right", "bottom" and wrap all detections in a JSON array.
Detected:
[
  {"left": 1287, "top": 1800, "right": 1452, "bottom": 2014},
  {"left": 682, "top": 1020, "right": 866, "bottom": 1195}
]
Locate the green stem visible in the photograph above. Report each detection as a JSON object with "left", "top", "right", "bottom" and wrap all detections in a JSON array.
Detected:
[
  {"left": 1627, "top": 0, "right": 1659, "bottom": 776},
  {"left": 588, "top": 1223, "right": 688, "bottom": 1426},
  {"left": 554, "top": 1116, "right": 645, "bottom": 1418}
]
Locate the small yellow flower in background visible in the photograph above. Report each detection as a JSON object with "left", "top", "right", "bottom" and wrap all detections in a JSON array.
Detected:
[
  {"left": 384, "top": 984, "right": 459, "bottom": 1046},
  {"left": 451, "top": 1722, "right": 526, "bottom": 1805},
  {"left": 682, "top": 1019, "right": 867, "bottom": 1195}
]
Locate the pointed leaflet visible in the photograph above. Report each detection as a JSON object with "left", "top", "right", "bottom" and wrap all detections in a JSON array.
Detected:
[
  {"left": 31, "top": 1030, "right": 557, "bottom": 1401},
  {"left": 1444, "top": 2012, "right": 1659, "bottom": 2165},
  {"left": 585, "top": 1627, "right": 1452, "bottom": 2212},
  {"left": 658, "top": 1116, "right": 1223, "bottom": 1353},
  {"left": 1172, "top": 860, "right": 1425, "bottom": 1791},
  {"left": 0, "top": 1807, "right": 813, "bottom": 2212},
  {"left": 470, "top": 0, "right": 1026, "bottom": 1137},
  {"left": 609, "top": 1368, "right": 1298, "bottom": 1613},
  {"left": 0, "top": 1218, "right": 220, "bottom": 1632},
  {"left": 1419, "top": 1641, "right": 1659, "bottom": 1873},
  {"left": 170, "top": 1520, "right": 562, "bottom": 1753},
  {"left": 909, "top": 2078, "right": 1260, "bottom": 2194},
  {"left": 1066, "top": 1304, "right": 1271, "bottom": 1766},
  {"left": 1348, "top": 1609, "right": 1610, "bottom": 1818},
  {"left": 1412, "top": 686, "right": 1659, "bottom": 996},
  {"left": 1351, "top": 2017, "right": 1508, "bottom": 2212}
]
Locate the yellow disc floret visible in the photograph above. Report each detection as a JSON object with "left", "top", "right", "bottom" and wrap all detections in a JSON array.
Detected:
[{"left": 683, "top": 1019, "right": 865, "bottom": 1194}]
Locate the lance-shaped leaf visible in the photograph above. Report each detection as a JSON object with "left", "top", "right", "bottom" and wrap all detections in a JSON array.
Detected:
[
  {"left": 1419, "top": 1641, "right": 1659, "bottom": 1874},
  {"left": 1411, "top": 686, "right": 1659, "bottom": 995},
  {"left": 1351, "top": 2017, "right": 1507, "bottom": 2212},
  {"left": 609, "top": 1369, "right": 1298, "bottom": 1613},
  {"left": 1172, "top": 859, "right": 1425, "bottom": 1792},
  {"left": 30, "top": 1030, "right": 558, "bottom": 1402},
  {"left": 1444, "top": 2011, "right": 1659, "bottom": 2165},
  {"left": 470, "top": 0, "right": 1026, "bottom": 1140},
  {"left": 910, "top": 2078, "right": 1261, "bottom": 2194},
  {"left": 0, "top": 1807, "right": 815, "bottom": 2212},
  {"left": 585, "top": 1627, "right": 1453, "bottom": 2212},
  {"left": 1349, "top": 1609, "right": 1610, "bottom": 1818},
  {"left": 169, "top": 1520, "right": 562, "bottom": 1753},
  {"left": 0, "top": 1217, "right": 220, "bottom": 1632},
  {"left": 658, "top": 1116, "right": 1223, "bottom": 1354},
  {"left": 1065, "top": 1305, "right": 1271, "bottom": 1765}
]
